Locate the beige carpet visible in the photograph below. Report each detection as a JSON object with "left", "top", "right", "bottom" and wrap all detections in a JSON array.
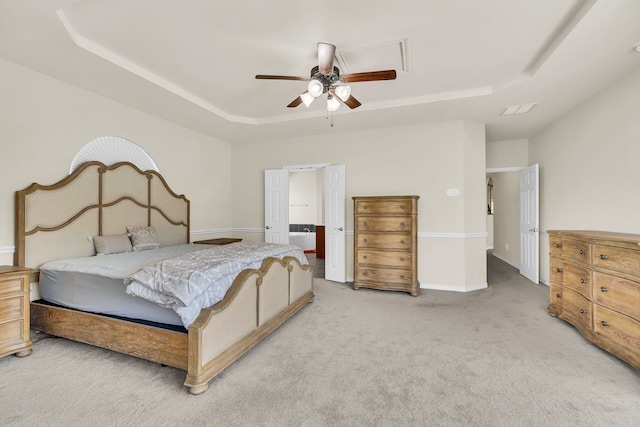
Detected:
[{"left": 2, "top": 255, "right": 640, "bottom": 426}]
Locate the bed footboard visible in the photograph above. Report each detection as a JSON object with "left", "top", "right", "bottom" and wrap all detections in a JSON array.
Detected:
[{"left": 184, "top": 256, "right": 313, "bottom": 394}]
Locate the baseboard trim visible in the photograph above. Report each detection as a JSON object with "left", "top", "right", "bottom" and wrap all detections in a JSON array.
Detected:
[
  {"left": 420, "top": 282, "right": 488, "bottom": 292},
  {"left": 491, "top": 252, "right": 520, "bottom": 269}
]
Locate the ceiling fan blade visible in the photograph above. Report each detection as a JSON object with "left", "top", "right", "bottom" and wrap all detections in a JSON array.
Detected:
[
  {"left": 255, "top": 75, "right": 308, "bottom": 81},
  {"left": 343, "top": 95, "right": 362, "bottom": 109},
  {"left": 287, "top": 96, "right": 303, "bottom": 108},
  {"left": 317, "top": 42, "right": 336, "bottom": 75},
  {"left": 341, "top": 70, "right": 397, "bottom": 83}
]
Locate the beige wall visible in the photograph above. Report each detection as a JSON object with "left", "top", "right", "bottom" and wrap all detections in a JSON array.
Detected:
[
  {"left": 0, "top": 58, "right": 233, "bottom": 265},
  {"left": 490, "top": 171, "right": 521, "bottom": 267},
  {"left": 529, "top": 66, "right": 640, "bottom": 284},
  {"left": 486, "top": 139, "right": 528, "bottom": 169},
  {"left": 230, "top": 120, "right": 488, "bottom": 291}
]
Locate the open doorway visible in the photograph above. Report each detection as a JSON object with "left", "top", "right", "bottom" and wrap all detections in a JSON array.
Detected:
[
  {"left": 265, "top": 164, "right": 346, "bottom": 282},
  {"left": 289, "top": 169, "right": 325, "bottom": 278}
]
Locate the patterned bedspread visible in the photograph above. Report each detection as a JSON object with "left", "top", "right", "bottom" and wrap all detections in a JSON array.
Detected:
[{"left": 124, "top": 241, "right": 308, "bottom": 327}]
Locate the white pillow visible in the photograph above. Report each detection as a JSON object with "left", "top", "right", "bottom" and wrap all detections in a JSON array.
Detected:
[
  {"left": 93, "top": 234, "right": 133, "bottom": 256},
  {"left": 126, "top": 226, "right": 160, "bottom": 251}
]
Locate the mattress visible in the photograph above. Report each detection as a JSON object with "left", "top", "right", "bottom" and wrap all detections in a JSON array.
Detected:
[
  {"left": 38, "top": 244, "right": 211, "bottom": 327},
  {"left": 39, "top": 269, "right": 183, "bottom": 326}
]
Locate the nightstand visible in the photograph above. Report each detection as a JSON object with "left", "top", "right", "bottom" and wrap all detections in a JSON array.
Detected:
[
  {"left": 0, "top": 266, "right": 33, "bottom": 358},
  {"left": 193, "top": 238, "right": 242, "bottom": 245}
]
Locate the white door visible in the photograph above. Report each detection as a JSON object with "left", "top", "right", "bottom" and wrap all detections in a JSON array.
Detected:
[
  {"left": 519, "top": 164, "right": 539, "bottom": 283},
  {"left": 264, "top": 169, "right": 289, "bottom": 244},
  {"left": 324, "top": 164, "right": 346, "bottom": 283}
]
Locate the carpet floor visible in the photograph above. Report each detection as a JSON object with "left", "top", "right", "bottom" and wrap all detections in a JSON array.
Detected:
[{"left": 2, "top": 255, "right": 640, "bottom": 426}]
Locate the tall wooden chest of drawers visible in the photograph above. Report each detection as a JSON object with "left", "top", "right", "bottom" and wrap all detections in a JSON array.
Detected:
[
  {"left": 0, "top": 266, "right": 33, "bottom": 358},
  {"left": 548, "top": 230, "right": 640, "bottom": 371},
  {"left": 352, "top": 196, "right": 419, "bottom": 296}
]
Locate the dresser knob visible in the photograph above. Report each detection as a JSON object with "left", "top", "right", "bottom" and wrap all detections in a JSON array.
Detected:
[
  {"left": 400, "top": 257, "right": 405, "bottom": 262},
  {"left": 580, "top": 309, "right": 587, "bottom": 314},
  {"left": 400, "top": 275, "right": 406, "bottom": 280},
  {"left": 363, "top": 256, "right": 367, "bottom": 259},
  {"left": 363, "top": 205, "right": 368, "bottom": 210},
  {"left": 400, "top": 205, "right": 405, "bottom": 209},
  {"left": 400, "top": 223, "right": 405, "bottom": 227},
  {"left": 600, "top": 287, "right": 608, "bottom": 293},
  {"left": 579, "top": 249, "right": 585, "bottom": 255},
  {"left": 363, "top": 239, "right": 367, "bottom": 243},
  {"left": 400, "top": 240, "right": 405, "bottom": 244},
  {"left": 363, "top": 272, "right": 368, "bottom": 276},
  {"left": 580, "top": 279, "right": 587, "bottom": 284},
  {"left": 556, "top": 293, "right": 562, "bottom": 298},
  {"left": 556, "top": 268, "right": 563, "bottom": 273},
  {"left": 601, "top": 321, "right": 609, "bottom": 327},
  {"left": 600, "top": 254, "right": 608, "bottom": 260},
  {"left": 555, "top": 243, "right": 562, "bottom": 248}
]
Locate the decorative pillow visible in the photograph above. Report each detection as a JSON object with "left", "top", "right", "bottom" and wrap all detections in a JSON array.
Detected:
[
  {"left": 93, "top": 234, "right": 133, "bottom": 256},
  {"left": 126, "top": 226, "right": 160, "bottom": 251}
]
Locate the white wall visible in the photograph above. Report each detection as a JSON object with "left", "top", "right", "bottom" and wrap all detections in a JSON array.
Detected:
[
  {"left": 289, "top": 170, "right": 318, "bottom": 225},
  {"left": 230, "top": 120, "right": 487, "bottom": 291},
  {"left": 0, "top": 58, "right": 233, "bottom": 266},
  {"left": 529, "top": 66, "right": 640, "bottom": 284}
]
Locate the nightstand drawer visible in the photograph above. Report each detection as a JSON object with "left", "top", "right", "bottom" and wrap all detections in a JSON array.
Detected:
[
  {"left": 0, "top": 277, "right": 26, "bottom": 297},
  {"left": 0, "top": 319, "right": 24, "bottom": 347},
  {"left": 0, "top": 297, "right": 23, "bottom": 320}
]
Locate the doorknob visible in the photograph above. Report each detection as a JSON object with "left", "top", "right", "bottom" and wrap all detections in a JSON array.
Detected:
[
  {"left": 265, "top": 226, "right": 271, "bottom": 229},
  {"left": 529, "top": 228, "right": 539, "bottom": 232},
  {"left": 336, "top": 227, "right": 344, "bottom": 231}
]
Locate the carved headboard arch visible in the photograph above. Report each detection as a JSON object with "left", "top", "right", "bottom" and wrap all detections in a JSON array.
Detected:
[{"left": 15, "top": 161, "right": 190, "bottom": 269}]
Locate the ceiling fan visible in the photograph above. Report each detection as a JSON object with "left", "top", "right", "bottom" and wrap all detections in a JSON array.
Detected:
[{"left": 255, "top": 42, "right": 397, "bottom": 113}]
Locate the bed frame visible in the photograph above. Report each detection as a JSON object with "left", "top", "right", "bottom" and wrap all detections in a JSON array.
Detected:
[{"left": 14, "top": 161, "right": 314, "bottom": 394}]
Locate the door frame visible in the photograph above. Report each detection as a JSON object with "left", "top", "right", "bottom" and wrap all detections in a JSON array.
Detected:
[
  {"left": 272, "top": 163, "right": 346, "bottom": 282},
  {"left": 485, "top": 166, "right": 540, "bottom": 284}
]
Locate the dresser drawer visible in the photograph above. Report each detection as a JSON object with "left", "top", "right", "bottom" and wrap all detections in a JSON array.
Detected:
[
  {"left": 562, "top": 262, "right": 592, "bottom": 298},
  {"left": 562, "top": 239, "right": 591, "bottom": 264},
  {"left": 355, "top": 199, "right": 416, "bottom": 215},
  {"left": 355, "top": 233, "right": 412, "bottom": 250},
  {"left": 550, "top": 258, "right": 564, "bottom": 283},
  {"left": 593, "top": 272, "right": 640, "bottom": 322},
  {"left": 356, "top": 216, "right": 413, "bottom": 233},
  {"left": 549, "top": 283, "right": 563, "bottom": 313},
  {"left": 593, "top": 245, "right": 640, "bottom": 277},
  {"left": 0, "top": 296, "right": 23, "bottom": 321},
  {"left": 549, "top": 236, "right": 563, "bottom": 257},
  {"left": 594, "top": 305, "right": 640, "bottom": 357},
  {"left": 356, "top": 250, "right": 412, "bottom": 268},
  {"left": 356, "top": 267, "right": 413, "bottom": 285},
  {"left": 559, "top": 287, "right": 592, "bottom": 333}
]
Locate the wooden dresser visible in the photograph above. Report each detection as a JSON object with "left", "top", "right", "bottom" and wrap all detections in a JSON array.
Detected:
[
  {"left": 0, "top": 266, "right": 33, "bottom": 358},
  {"left": 352, "top": 196, "right": 419, "bottom": 296},
  {"left": 548, "top": 230, "right": 640, "bottom": 371}
]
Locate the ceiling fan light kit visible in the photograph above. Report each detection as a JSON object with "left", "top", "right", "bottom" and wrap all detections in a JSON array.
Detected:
[{"left": 256, "top": 42, "right": 397, "bottom": 123}]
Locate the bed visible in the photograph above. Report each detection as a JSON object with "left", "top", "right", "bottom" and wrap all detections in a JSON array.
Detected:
[{"left": 14, "top": 161, "right": 314, "bottom": 394}]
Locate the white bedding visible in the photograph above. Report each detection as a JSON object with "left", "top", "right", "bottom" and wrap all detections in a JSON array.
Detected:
[{"left": 40, "top": 242, "right": 308, "bottom": 328}]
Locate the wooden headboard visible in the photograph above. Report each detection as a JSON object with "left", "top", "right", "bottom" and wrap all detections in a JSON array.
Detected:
[{"left": 15, "top": 161, "right": 190, "bottom": 269}]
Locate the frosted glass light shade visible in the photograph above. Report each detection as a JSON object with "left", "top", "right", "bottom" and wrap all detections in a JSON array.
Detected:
[
  {"left": 307, "top": 79, "right": 324, "bottom": 97},
  {"left": 334, "top": 85, "right": 351, "bottom": 102},
  {"left": 327, "top": 96, "right": 340, "bottom": 112},
  {"left": 300, "top": 92, "right": 314, "bottom": 107}
]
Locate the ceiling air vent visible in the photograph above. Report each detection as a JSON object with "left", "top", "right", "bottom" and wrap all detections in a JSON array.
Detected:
[{"left": 335, "top": 39, "right": 408, "bottom": 76}]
